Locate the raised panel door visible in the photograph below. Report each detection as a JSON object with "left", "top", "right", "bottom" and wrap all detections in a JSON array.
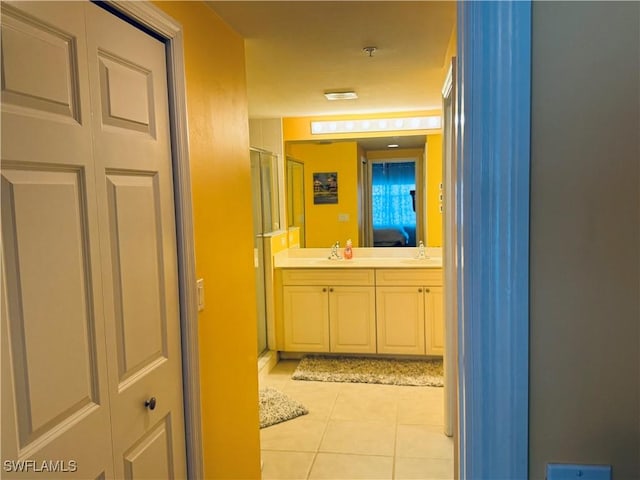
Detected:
[
  {"left": 282, "top": 286, "right": 329, "bottom": 352},
  {"left": 425, "top": 286, "right": 445, "bottom": 356},
  {"left": 376, "top": 286, "right": 425, "bottom": 355},
  {"left": 84, "top": 4, "right": 187, "bottom": 477},
  {"left": 329, "top": 286, "right": 376, "bottom": 354},
  {"left": 1, "top": 3, "right": 114, "bottom": 477}
]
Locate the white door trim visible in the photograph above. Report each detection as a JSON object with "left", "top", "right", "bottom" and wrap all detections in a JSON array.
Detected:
[
  {"left": 457, "top": 1, "right": 531, "bottom": 478},
  {"left": 441, "top": 58, "right": 457, "bottom": 442},
  {"left": 101, "top": 2, "right": 203, "bottom": 478}
]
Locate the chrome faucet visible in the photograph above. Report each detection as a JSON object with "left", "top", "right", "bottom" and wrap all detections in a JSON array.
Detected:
[
  {"left": 417, "top": 240, "right": 427, "bottom": 259},
  {"left": 328, "top": 241, "right": 342, "bottom": 260}
]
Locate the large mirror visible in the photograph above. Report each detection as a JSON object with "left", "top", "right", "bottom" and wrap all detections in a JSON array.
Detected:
[{"left": 285, "top": 134, "right": 440, "bottom": 249}]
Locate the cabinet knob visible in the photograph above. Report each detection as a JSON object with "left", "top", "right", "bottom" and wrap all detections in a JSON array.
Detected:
[
  {"left": 418, "top": 288, "right": 423, "bottom": 293},
  {"left": 329, "top": 288, "right": 334, "bottom": 292},
  {"left": 322, "top": 288, "right": 327, "bottom": 292},
  {"left": 425, "top": 288, "right": 431, "bottom": 293}
]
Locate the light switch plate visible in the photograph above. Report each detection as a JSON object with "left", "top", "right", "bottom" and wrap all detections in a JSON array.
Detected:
[
  {"left": 547, "top": 464, "right": 611, "bottom": 480},
  {"left": 196, "top": 278, "right": 205, "bottom": 312}
]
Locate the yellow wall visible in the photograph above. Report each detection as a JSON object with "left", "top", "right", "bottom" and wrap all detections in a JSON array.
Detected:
[
  {"left": 287, "top": 142, "right": 360, "bottom": 247},
  {"left": 269, "top": 230, "right": 290, "bottom": 254},
  {"left": 427, "top": 134, "right": 443, "bottom": 246},
  {"left": 287, "top": 227, "right": 301, "bottom": 248},
  {"left": 152, "top": 3, "right": 261, "bottom": 478}
]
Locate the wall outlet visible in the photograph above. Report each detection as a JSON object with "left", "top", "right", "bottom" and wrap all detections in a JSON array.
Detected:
[
  {"left": 547, "top": 464, "right": 611, "bottom": 480},
  {"left": 338, "top": 213, "right": 350, "bottom": 222},
  {"left": 196, "top": 278, "right": 205, "bottom": 312}
]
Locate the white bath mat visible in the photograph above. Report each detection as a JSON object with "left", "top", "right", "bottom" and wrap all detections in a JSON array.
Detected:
[
  {"left": 259, "top": 387, "right": 308, "bottom": 428},
  {"left": 292, "top": 356, "right": 444, "bottom": 387}
]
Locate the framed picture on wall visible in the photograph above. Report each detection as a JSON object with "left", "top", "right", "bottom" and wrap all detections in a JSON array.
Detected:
[{"left": 313, "top": 172, "right": 338, "bottom": 204}]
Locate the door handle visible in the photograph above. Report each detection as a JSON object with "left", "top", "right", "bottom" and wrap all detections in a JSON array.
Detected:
[{"left": 144, "top": 397, "right": 157, "bottom": 410}]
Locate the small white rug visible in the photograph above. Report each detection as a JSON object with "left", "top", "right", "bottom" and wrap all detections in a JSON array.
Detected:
[
  {"left": 259, "top": 387, "right": 308, "bottom": 429},
  {"left": 292, "top": 356, "right": 444, "bottom": 387}
]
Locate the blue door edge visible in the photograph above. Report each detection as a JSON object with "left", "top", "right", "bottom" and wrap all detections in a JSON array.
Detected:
[{"left": 456, "top": 1, "right": 532, "bottom": 479}]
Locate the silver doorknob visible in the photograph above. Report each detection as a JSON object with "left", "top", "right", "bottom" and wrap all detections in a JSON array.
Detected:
[{"left": 144, "top": 397, "right": 157, "bottom": 410}]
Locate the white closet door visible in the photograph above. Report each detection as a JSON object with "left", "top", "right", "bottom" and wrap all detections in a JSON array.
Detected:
[
  {"left": 85, "top": 4, "right": 187, "bottom": 478},
  {"left": 1, "top": 2, "right": 188, "bottom": 478},
  {"left": 1, "top": 2, "right": 115, "bottom": 478}
]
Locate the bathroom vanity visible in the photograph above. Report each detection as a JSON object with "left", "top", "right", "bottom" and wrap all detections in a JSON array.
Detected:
[{"left": 273, "top": 248, "right": 443, "bottom": 357}]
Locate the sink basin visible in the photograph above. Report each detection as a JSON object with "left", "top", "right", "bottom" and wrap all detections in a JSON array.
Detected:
[
  {"left": 398, "top": 257, "right": 442, "bottom": 265},
  {"left": 309, "top": 258, "right": 347, "bottom": 265}
]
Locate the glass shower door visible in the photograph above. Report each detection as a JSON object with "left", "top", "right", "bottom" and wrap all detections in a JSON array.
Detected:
[{"left": 250, "top": 149, "right": 279, "bottom": 356}]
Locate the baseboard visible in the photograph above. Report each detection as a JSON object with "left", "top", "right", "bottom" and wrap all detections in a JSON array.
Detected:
[{"left": 258, "top": 350, "right": 279, "bottom": 377}]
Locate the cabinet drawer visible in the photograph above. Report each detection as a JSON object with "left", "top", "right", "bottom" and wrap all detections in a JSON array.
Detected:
[
  {"left": 375, "top": 268, "right": 442, "bottom": 286},
  {"left": 282, "top": 268, "right": 375, "bottom": 286}
]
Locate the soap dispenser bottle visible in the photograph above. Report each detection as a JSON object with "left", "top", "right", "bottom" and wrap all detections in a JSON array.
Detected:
[{"left": 344, "top": 239, "right": 353, "bottom": 259}]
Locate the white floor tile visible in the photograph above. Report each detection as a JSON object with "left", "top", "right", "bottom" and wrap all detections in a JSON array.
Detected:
[
  {"left": 396, "top": 425, "right": 453, "bottom": 459},
  {"left": 260, "top": 416, "right": 327, "bottom": 452},
  {"left": 309, "top": 453, "right": 393, "bottom": 479},
  {"left": 261, "top": 451, "right": 315, "bottom": 480},
  {"left": 319, "top": 419, "right": 396, "bottom": 456},
  {"left": 394, "top": 457, "right": 454, "bottom": 479}
]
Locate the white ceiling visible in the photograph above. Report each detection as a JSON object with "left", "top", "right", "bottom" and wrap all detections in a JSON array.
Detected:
[{"left": 206, "top": 1, "right": 456, "bottom": 149}]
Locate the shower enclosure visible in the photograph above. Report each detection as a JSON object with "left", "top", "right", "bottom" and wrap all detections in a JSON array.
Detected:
[{"left": 250, "top": 148, "right": 280, "bottom": 355}]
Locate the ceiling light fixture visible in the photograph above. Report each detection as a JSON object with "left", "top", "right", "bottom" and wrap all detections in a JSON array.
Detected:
[
  {"left": 324, "top": 91, "right": 358, "bottom": 101},
  {"left": 311, "top": 115, "right": 441, "bottom": 134}
]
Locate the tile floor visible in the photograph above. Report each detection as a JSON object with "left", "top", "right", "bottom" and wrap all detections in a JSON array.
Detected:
[{"left": 259, "top": 360, "right": 454, "bottom": 480}]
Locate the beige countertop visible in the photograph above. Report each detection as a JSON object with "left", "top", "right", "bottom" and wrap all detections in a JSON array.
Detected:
[{"left": 273, "top": 247, "right": 443, "bottom": 269}]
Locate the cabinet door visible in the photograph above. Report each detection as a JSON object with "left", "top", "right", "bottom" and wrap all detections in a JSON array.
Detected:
[
  {"left": 376, "top": 287, "right": 425, "bottom": 355},
  {"left": 283, "top": 286, "right": 330, "bottom": 352},
  {"left": 425, "top": 286, "right": 444, "bottom": 356},
  {"left": 329, "top": 286, "right": 376, "bottom": 354}
]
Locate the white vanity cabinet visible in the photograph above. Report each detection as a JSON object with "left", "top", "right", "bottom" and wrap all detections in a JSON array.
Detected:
[
  {"left": 281, "top": 269, "right": 376, "bottom": 354},
  {"left": 375, "top": 269, "right": 444, "bottom": 356}
]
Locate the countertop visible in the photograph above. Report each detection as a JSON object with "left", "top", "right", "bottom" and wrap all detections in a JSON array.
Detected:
[{"left": 273, "top": 247, "right": 443, "bottom": 269}]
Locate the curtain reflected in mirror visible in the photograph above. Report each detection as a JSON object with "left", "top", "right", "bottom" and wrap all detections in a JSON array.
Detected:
[{"left": 371, "top": 160, "right": 417, "bottom": 247}]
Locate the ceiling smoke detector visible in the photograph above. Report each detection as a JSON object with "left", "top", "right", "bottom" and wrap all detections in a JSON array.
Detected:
[{"left": 363, "top": 46, "right": 377, "bottom": 57}]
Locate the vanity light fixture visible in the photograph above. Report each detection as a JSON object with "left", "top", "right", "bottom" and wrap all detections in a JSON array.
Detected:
[
  {"left": 324, "top": 91, "right": 358, "bottom": 101},
  {"left": 311, "top": 115, "right": 441, "bottom": 134},
  {"left": 387, "top": 144, "right": 400, "bottom": 148}
]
